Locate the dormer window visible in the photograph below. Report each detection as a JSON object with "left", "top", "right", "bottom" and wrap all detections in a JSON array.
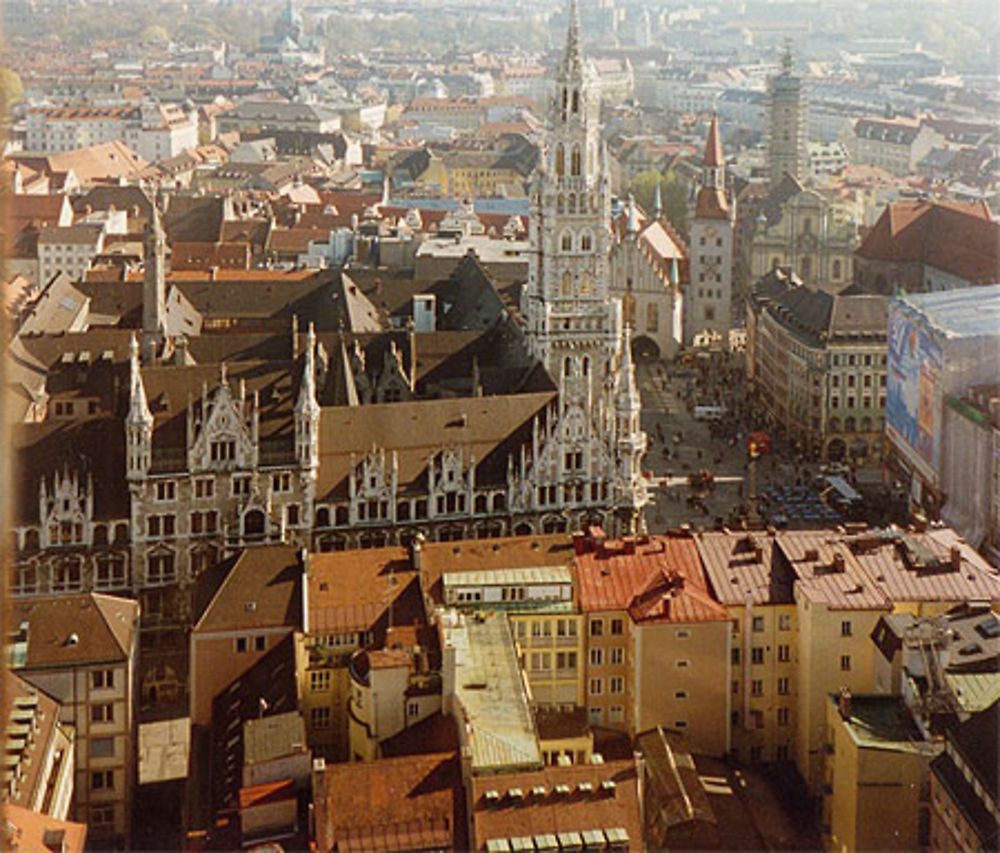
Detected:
[{"left": 210, "top": 440, "right": 236, "bottom": 463}]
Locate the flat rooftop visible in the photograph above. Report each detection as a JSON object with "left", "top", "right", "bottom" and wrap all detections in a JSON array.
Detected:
[
  {"left": 833, "top": 694, "right": 931, "bottom": 754},
  {"left": 896, "top": 283, "right": 1000, "bottom": 338},
  {"left": 441, "top": 610, "right": 541, "bottom": 773}
]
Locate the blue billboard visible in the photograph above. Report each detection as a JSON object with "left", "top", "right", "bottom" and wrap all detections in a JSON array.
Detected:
[{"left": 886, "top": 302, "right": 943, "bottom": 483}]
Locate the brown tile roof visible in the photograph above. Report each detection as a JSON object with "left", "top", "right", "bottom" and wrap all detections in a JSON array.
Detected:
[
  {"left": 470, "top": 759, "right": 643, "bottom": 852},
  {"left": 315, "top": 391, "right": 555, "bottom": 499},
  {"left": 856, "top": 199, "right": 999, "bottom": 284},
  {"left": 576, "top": 534, "right": 728, "bottom": 624},
  {"left": 695, "top": 186, "right": 730, "bottom": 220},
  {"left": 12, "top": 415, "right": 129, "bottom": 523},
  {"left": 419, "top": 534, "right": 576, "bottom": 604},
  {"left": 314, "top": 752, "right": 465, "bottom": 853},
  {"left": 307, "top": 549, "right": 423, "bottom": 636},
  {"left": 378, "top": 711, "right": 459, "bottom": 758},
  {"left": 7, "top": 593, "right": 138, "bottom": 669},
  {"left": 193, "top": 545, "right": 302, "bottom": 634}
]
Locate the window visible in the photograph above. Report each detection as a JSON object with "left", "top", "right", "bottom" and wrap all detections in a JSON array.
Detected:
[
  {"left": 588, "top": 707, "right": 603, "bottom": 725},
  {"left": 751, "top": 647, "right": 765, "bottom": 665},
  {"left": 92, "top": 670, "right": 114, "bottom": 690},
  {"left": 147, "top": 553, "right": 175, "bottom": 585},
  {"left": 90, "top": 806, "right": 114, "bottom": 829},
  {"left": 778, "top": 614, "right": 791, "bottom": 631},
  {"left": 236, "top": 637, "right": 248, "bottom": 653},
  {"left": 272, "top": 472, "right": 291, "bottom": 493},
  {"left": 610, "top": 619, "right": 623, "bottom": 636},
  {"left": 610, "top": 676, "right": 624, "bottom": 694},
  {"left": 778, "top": 644, "right": 790, "bottom": 662},
  {"left": 732, "top": 679, "right": 739, "bottom": 695},
  {"left": 91, "top": 770, "right": 114, "bottom": 791},
  {"left": 556, "top": 619, "right": 577, "bottom": 638},
  {"left": 840, "top": 655, "right": 851, "bottom": 672},
  {"left": 751, "top": 679, "right": 763, "bottom": 696},
  {"left": 95, "top": 556, "right": 126, "bottom": 589},
  {"left": 590, "top": 619, "right": 603, "bottom": 637},
  {"left": 751, "top": 710, "right": 764, "bottom": 729},
  {"left": 286, "top": 504, "right": 300, "bottom": 526},
  {"left": 674, "top": 720, "right": 688, "bottom": 729},
  {"left": 194, "top": 478, "right": 214, "bottom": 499},
  {"left": 255, "top": 636, "right": 266, "bottom": 651},
  {"left": 210, "top": 440, "right": 236, "bottom": 463},
  {"left": 556, "top": 651, "right": 577, "bottom": 670},
  {"left": 90, "top": 737, "right": 115, "bottom": 759},
  {"left": 310, "top": 706, "right": 331, "bottom": 729},
  {"left": 232, "top": 476, "right": 251, "bottom": 497},
  {"left": 408, "top": 701, "right": 420, "bottom": 719},
  {"left": 777, "top": 707, "right": 790, "bottom": 726},
  {"left": 646, "top": 302, "right": 659, "bottom": 333},
  {"left": 675, "top": 629, "right": 690, "bottom": 639},
  {"left": 589, "top": 648, "right": 603, "bottom": 666},
  {"left": 561, "top": 232, "right": 572, "bottom": 251},
  {"left": 155, "top": 481, "right": 176, "bottom": 501},
  {"left": 610, "top": 647, "right": 624, "bottom": 665},
  {"left": 609, "top": 706, "right": 624, "bottom": 723},
  {"left": 675, "top": 690, "right": 688, "bottom": 700},
  {"left": 589, "top": 678, "right": 603, "bottom": 696},
  {"left": 752, "top": 616, "right": 765, "bottom": 632},
  {"left": 52, "top": 560, "right": 82, "bottom": 592},
  {"left": 676, "top": 660, "right": 690, "bottom": 669},
  {"left": 310, "top": 671, "right": 331, "bottom": 692},
  {"left": 841, "top": 620, "right": 852, "bottom": 637},
  {"left": 731, "top": 648, "right": 740, "bottom": 665},
  {"left": 91, "top": 703, "right": 114, "bottom": 724}
]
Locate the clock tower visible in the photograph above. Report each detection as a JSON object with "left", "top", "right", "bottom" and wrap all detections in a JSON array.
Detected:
[{"left": 685, "top": 116, "right": 734, "bottom": 347}]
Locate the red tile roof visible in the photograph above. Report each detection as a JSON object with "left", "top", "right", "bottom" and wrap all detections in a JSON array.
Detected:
[
  {"left": 575, "top": 535, "right": 728, "bottom": 623},
  {"left": 856, "top": 199, "right": 999, "bottom": 284},
  {"left": 704, "top": 115, "right": 724, "bottom": 168},
  {"left": 470, "top": 759, "right": 643, "bottom": 852},
  {"left": 313, "top": 752, "right": 465, "bottom": 853}
]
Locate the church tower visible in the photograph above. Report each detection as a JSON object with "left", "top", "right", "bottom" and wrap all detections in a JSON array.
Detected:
[
  {"left": 142, "top": 198, "right": 167, "bottom": 365},
  {"left": 685, "top": 116, "right": 734, "bottom": 347},
  {"left": 766, "top": 41, "right": 807, "bottom": 187},
  {"left": 522, "top": 0, "right": 620, "bottom": 386},
  {"left": 517, "top": 0, "right": 647, "bottom": 534}
]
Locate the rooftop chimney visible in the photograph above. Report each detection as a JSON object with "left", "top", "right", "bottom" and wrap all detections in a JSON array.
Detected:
[
  {"left": 410, "top": 533, "right": 425, "bottom": 571},
  {"left": 838, "top": 687, "right": 852, "bottom": 720}
]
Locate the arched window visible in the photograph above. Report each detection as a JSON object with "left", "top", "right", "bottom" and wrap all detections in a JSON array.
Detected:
[
  {"left": 492, "top": 493, "right": 507, "bottom": 512},
  {"left": 564, "top": 357, "right": 572, "bottom": 377},
  {"left": 580, "top": 273, "right": 593, "bottom": 294},
  {"left": 316, "top": 507, "right": 330, "bottom": 527},
  {"left": 561, "top": 271, "right": 573, "bottom": 296},
  {"left": 557, "top": 194, "right": 565, "bottom": 213},
  {"left": 243, "top": 510, "right": 266, "bottom": 538},
  {"left": 561, "top": 87, "right": 568, "bottom": 115},
  {"left": 572, "top": 90, "right": 579, "bottom": 113},
  {"left": 555, "top": 144, "right": 565, "bottom": 177},
  {"left": 832, "top": 259, "right": 842, "bottom": 279},
  {"left": 582, "top": 356, "right": 590, "bottom": 376},
  {"left": 92, "top": 524, "right": 108, "bottom": 547},
  {"left": 561, "top": 231, "right": 572, "bottom": 251},
  {"left": 23, "top": 529, "right": 40, "bottom": 551},
  {"left": 580, "top": 231, "right": 592, "bottom": 251},
  {"left": 568, "top": 194, "right": 576, "bottom": 214},
  {"left": 571, "top": 145, "right": 581, "bottom": 176}
]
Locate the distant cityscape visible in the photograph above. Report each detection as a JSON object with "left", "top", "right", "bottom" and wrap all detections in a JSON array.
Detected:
[{"left": 1, "top": 1, "right": 998, "bottom": 851}]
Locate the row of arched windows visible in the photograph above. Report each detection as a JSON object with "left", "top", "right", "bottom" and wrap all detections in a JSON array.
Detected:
[{"left": 559, "top": 229, "right": 594, "bottom": 252}]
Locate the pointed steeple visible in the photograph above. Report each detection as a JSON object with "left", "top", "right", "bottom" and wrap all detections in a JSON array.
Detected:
[
  {"left": 704, "top": 115, "right": 724, "bottom": 170},
  {"left": 626, "top": 194, "right": 638, "bottom": 236},
  {"left": 563, "top": 0, "right": 582, "bottom": 72},
  {"left": 781, "top": 38, "right": 793, "bottom": 75},
  {"left": 127, "top": 334, "right": 153, "bottom": 426},
  {"left": 653, "top": 179, "right": 663, "bottom": 220}
]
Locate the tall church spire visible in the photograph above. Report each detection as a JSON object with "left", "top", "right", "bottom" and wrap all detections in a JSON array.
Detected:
[
  {"left": 127, "top": 333, "right": 153, "bottom": 480},
  {"left": 563, "top": 0, "right": 582, "bottom": 71},
  {"left": 142, "top": 193, "right": 167, "bottom": 365}
]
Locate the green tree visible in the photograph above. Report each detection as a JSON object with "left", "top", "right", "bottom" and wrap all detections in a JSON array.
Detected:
[
  {"left": 141, "top": 24, "right": 170, "bottom": 43},
  {"left": 0, "top": 68, "right": 24, "bottom": 106},
  {"left": 626, "top": 168, "right": 688, "bottom": 235}
]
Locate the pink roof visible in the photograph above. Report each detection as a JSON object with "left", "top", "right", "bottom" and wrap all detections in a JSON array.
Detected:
[{"left": 575, "top": 535, "right": 727, "bottom": 623}]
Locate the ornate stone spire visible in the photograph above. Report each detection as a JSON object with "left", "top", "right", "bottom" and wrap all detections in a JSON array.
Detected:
[
  {"left": 653, "top": 179, "right": 663, "bottom": 220},
  {"left": 127, "top": 333, "right": 153, "bottom": 426},
  {"left": 296, "top": 323, "right": 320, "bottom": 416},
  {"left": 563, "top": 0, "right": 582, "bottom": 73}
]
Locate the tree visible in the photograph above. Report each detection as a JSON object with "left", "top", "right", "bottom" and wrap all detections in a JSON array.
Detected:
[
  {"left": 141, "top": 24, "right": 170, "bottom": 44},
  {"left": 0, "top": 68, "right": 24, "bottom": 107},
  {"left": 626, "top": 168, "right": 688, "bottom": 236}
]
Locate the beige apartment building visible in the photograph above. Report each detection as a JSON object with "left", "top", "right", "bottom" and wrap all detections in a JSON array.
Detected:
[{"left": 7, "top": 593, "right": 139, "bottom": 846}]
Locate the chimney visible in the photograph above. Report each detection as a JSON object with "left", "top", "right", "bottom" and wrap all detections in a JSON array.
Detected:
[
  {"left": 410, "top": 533, "right": 425, "bottom": 571},
  {"left": 949, "top": 546, "right": 962, "bottom": 572},
  {"left": 832, "top": 553, "right": 846, "bottom": 573},
  {"left": 838, "top": 687, "right": 852, "bottom": 720}
]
